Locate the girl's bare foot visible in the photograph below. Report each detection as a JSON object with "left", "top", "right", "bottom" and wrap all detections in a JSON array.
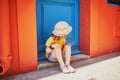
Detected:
[
  {"left": 66, "top": 65, "right": 76, "bottom": 73},
  {"left": 60, "top": 65, "right": 70, "bottom": 74}
]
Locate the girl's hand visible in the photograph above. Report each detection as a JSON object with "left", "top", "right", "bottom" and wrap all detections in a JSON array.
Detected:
[{"left": 46, "top": 47, "right": 52, "bottom": 53}]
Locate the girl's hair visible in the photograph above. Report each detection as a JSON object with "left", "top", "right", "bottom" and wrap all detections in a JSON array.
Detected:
[{"left": 51, "top": 34, "right": 61, "bottom": 40}]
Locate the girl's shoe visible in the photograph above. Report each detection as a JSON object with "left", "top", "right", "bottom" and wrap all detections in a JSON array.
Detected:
[
  {"left": 66, "top": 65, "right": 76, "bottom": 73},
  {"left": 60, "top": 65, "right": 70, "bottom": 74}
]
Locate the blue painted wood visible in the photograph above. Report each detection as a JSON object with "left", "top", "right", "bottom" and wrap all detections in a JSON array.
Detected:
[{"left": 36, "top": 0, "right": 81, "bottom": 60}]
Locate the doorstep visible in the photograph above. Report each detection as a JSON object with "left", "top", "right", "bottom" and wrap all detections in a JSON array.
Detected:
[{"left": 38, "top": 54, "right": 90, "bottom": 70}]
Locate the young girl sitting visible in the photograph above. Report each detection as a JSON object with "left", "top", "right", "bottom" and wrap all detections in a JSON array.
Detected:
[{"left": 45, "top": 21, "right": 75, "bottom": 74}]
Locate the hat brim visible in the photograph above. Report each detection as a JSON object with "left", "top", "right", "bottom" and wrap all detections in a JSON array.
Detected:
[
  {"left": 52, "top": 26, "right": 72, "bottom": 36},
  {"left": 52, "top": 31, "right": 64, "bottom": 36}
]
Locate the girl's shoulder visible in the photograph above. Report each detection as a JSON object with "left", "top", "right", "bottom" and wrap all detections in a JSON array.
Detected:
[
  {"left": 49, "top": 36, "right": 54, "bottom": 39},
  {"left": 46, "top": 36, "right": 54, "bottom": 41}
]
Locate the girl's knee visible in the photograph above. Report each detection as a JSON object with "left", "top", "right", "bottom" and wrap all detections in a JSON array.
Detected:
[{"left": 65, "top": 43, "right": 71, "bottom": 48}]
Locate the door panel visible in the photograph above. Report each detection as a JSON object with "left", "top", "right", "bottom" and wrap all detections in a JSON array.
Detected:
[{"left": 36, "top": 0, "right": 81, "bottom": 60}]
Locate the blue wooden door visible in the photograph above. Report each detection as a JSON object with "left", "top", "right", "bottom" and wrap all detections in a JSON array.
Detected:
[{"left": 36, "top": 0, "right": 81, "bottom": 60}]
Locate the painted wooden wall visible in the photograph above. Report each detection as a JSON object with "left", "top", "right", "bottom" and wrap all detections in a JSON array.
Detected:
[
  {"left": 0, "top": 0, "right": 120, "bottom": 77},
  {"left": 0, "top": 0, "right": 37, "bottom": 77},
  {"left": 80, "top": 0, "right": 120, "bottom": 57}
]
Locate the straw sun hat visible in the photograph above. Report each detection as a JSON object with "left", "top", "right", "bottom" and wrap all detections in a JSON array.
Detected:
[{"left": 52, "top": 21, "right": 72, "bottom": 36}]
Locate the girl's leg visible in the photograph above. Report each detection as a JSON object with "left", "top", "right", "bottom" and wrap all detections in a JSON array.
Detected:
[
  {"left": 51, "top": 44, "right": 69, "bottom": 73},
  {"left": 63, "top": 43, "right": 71, "bottom": 65},
  {"left": 63, "top": 43, "right": 75, "bottom": 73},
  {"left": 51, "top": 44, "right": 64, "bottom": 65}
]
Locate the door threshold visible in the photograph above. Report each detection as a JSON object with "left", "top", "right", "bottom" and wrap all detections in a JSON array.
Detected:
[{"left": 38, "top": 54, "right": 90, "bottom": 70}]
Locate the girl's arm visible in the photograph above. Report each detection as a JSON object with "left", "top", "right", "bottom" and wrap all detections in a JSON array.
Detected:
[
  {"left": 45, "top": 36, "right": 54, "bottom": 54},
  {"left": 46, "top": 46, "right": 52, "bottom": 54}
]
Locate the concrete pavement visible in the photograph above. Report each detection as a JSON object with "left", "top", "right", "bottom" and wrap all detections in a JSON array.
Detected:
[{"left": 0, "top": 51, "right": 120, "bottom": 80}]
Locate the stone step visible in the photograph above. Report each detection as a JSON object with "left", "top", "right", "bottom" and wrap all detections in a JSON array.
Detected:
[{"left": 38, "top": 54, "right": 90, "bottom": 70}]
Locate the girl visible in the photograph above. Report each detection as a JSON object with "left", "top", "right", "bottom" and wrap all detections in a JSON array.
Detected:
[{"left": 45, "top": 21, "right": 75, "bottom": 74}]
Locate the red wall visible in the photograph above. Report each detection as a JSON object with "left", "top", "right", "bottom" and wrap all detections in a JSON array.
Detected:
[
  {"left": 80, "top": 0, "right": 120, "bottom": 57},
  {"left": 80, "top": 0, "right": 90, "bottom": 55}
]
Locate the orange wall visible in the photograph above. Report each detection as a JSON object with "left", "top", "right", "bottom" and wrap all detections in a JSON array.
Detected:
[
  {"left": 81, "top": 0, "right": 120, "bottom": 57},
  {"left": 90, "top": 0, "right": 120, "bottom": 57},
  {"left": 0, "top": 0, "right": 13, "bottom": 76},
  {"left": 0, "top": 0, "right": 120, "bottom": 77},
  {"left": 90, "top": 0, "right": 100, "bottom": 56},
  {"left": 0, "top": 0, "right": 37, "bottom": 77},
  {"left": 7, "top": 0, "right": 20, "bottom": 76},
  {"left": 17, "top": 0, "right": 37, "bottom": 73}
]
